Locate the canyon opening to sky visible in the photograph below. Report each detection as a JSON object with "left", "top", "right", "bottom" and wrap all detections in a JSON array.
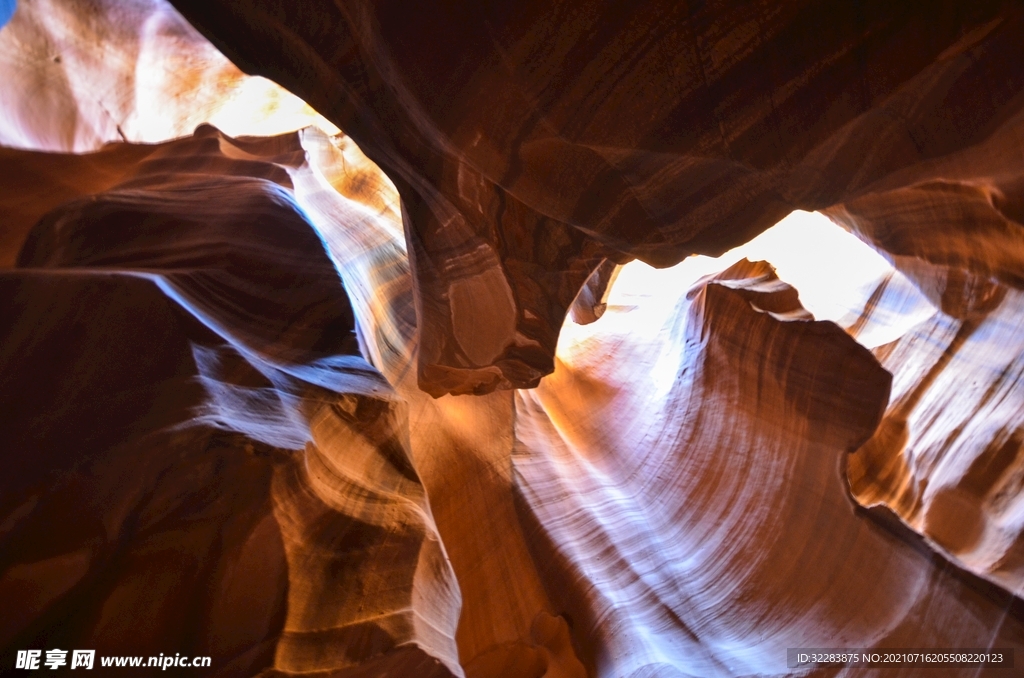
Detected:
[{"left": 2, "top": 1, "right": 1024, "bottom": 677}]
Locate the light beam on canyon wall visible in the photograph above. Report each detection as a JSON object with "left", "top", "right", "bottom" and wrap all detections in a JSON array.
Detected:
[{"left": 2, "top": 1, "right": 1024, "bottom": 677}]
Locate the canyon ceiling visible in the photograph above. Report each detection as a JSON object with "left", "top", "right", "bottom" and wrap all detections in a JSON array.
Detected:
[{"left": 2, "top": 1, "right": 1024, "bottom": 676}]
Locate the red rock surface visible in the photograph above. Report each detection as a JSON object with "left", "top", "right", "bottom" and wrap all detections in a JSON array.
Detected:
[
  {"left": 170, "top": 0, "right": 1024, "bottom": 396},
  {"left": 3, "top": 1, "right": 1024, "bottom": 677},
  {"left": 1, "top": 128, "right": 461, "bottom": 677},
  {"left": 515, "top": 259, "right": 1024, "bottom": 676},
  {"left": 0, "top": 0, "right": 339, "bottom": 151}
]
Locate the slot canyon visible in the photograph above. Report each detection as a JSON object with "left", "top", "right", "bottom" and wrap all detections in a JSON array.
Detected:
[{"left": 2, "top": 1, "right": 1024, "bottom": 676}]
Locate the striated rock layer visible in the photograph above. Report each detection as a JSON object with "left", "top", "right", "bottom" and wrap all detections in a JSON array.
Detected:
[
  {"left": 845, "top": 269, "right": 1024, "bottom": 599},
  {"left": 1, "top": 128, "right": 461, "bottom": 677},
  {"left": 514, "top": 258, "right": 1024, "bottom": 677},
  {"left": 169, "top": 0, "right": 1024, "bottom": 396},
  {"left": 0, "top": 122, "right": 599, "bottom": 676},
  {"left": 0, "top": 0, "right": 339, "bottom": 151},
  {"left": 4, "top": 1, "right": 1024, "bottom": 677}
]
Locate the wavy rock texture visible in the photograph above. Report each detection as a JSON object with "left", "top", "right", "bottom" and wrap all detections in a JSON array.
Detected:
[
  {"left": 294, "top": 129, "right": 590, "bottom": 678},
  {"left": 0, "top": 0, "right": 338, "bottom": 151},
  {"left": 0, "top": 3, "right": 574, "bottom": 674},
  {"left": 1, "top": 124, "right": 592, "bottom": 677},
  {"left": 809, "top": 35, "right": 1024, "bottom": 598},
  {"left": 633, "top": 210, "right": 1024, "bottom": 612},
  {"left": 5, "top": 1, "right": 1024, "bottom": 677},
  {"left": 169, "top": 0, "right": 1024, "bottom": 396},
  {"left": 514, "top": 258, "right": 1024, "bottom": 677},
  {"left": 845, "top": 271, "right": 1024, "bottom": 599},
  {"left": 0, "top": 128, "right": 461, "bottom": 677}
]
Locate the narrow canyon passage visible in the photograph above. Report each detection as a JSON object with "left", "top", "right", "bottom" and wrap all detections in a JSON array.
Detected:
[{"left": 2, "top": 1, "right": 1024, "bottom": 677}]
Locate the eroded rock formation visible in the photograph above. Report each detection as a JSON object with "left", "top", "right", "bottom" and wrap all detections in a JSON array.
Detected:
[
  {"left": 846, "top": 270, "right": 1024, "bottom": 598},
  {"left": 3, "top": 1, "right": 1024, "bottom": 677},
  {"left": 0, "top": 0, "right": 338, "bottom": 151},
  {"left": 1, "top": 128, "right": 461, "bottom": 676},
  {"left": 516, "top": 259, "right": 1024, "bottom": 676},
  {"left": 169, "top": 0, "right": 1024, "bottom": 397}
]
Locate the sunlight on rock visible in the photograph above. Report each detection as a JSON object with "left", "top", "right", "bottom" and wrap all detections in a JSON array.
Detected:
[
  {"left": 0, "top": 0, "right": 339, "bottom": 151},
  {"left": 5, "top": 1, "right": 1024, "bottom": 676},
  {"left": 576, "top": 210, "right": 936, "bottom": 356}
]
